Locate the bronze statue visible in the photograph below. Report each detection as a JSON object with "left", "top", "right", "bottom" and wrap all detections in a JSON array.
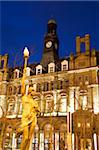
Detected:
[{"left": 16, "top": 75, "right": 40, "bottom": 150}]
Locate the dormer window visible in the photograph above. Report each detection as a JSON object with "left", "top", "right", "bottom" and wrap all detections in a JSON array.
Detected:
[
  {"left": 50, "top": 67, "right": 54, "bottom": 73},
  {"left": 63, "top": 64, "right": 67, "bottom": 71},
  {"left": 37, "top": 69, "right": 41, "bottom": 74},
  {"left": 61, "top": 60, "right": 68, "bottom": 71},
  {"left": 36, "top": 65, "right": 42, "bottom": 75},
  {"left": 48, "top": 63, "right": 55, "bottom": 73},
  {"left": 14, "top": 69, "right": 19, "bottom": 78}
]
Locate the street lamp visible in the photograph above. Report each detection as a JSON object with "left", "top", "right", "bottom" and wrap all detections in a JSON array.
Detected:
[{"left": 23, "top": 47, "right": 29, "bottom": 69}]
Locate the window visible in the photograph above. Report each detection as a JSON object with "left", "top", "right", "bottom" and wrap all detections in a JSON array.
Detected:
[
  {"left": 63, "top": 64, "right": 67, "bottom": 71},
  {"left": 44, "top": 124, "right": 54, "bottom": 150},
  {"left": 84, "top": 75, "right": 89, "bottom": 85},
  {"left": 4, "top": 126, "right": 13, "bottom": 149},
  {"left": 43, "top": 82, "right": 49, "bottom": 91},
  {"left": 7, "top": 102, "right": 15, "bottom": 115},
  {"left": 50, "top": 81, "right": 54, "bottom": 90},
  {"left": 14, "top": 69, "right": 19, "bottom": 78},
  {"left": 37, "top": 83, "right": 41, "bottom": 92},
  {"left": 50, "top": 67, "right": 54, "bottom": 73},
  {"left": 59, "top": 124, "right": 67, "bottom": 149},
  {"left": 61, "top": 60, "right": 68, "bottom": 71},
  {"left": 48, "top": 63, "right": 55, "bottom": 73},
  {"left": 59, "top": 95, "right": 67, "bottom": 113},
  {"left": 17, "top": 135, "right": 22, "bottom": 149},
  {"left": 37, "top": 69, "right": 41, "bottom": 74},
  {"left": 32, "top": 125, "right": 39, "bottom": 150},
  {"left": 36, "top": 65, "right": 42, "bottom": 75},
  {"left": 46, "top": 95, "right": 54, "bottom": 113},
  {"left": 59, "top": 80, "right": 63, "bottom": 89},
  {"left": 82, "top": 95, "right": 87, "bottom": 110}
]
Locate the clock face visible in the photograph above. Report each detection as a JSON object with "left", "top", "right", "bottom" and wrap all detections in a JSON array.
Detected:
[{"left": 46, "top": 41, "right": 52, "bottom": 48}]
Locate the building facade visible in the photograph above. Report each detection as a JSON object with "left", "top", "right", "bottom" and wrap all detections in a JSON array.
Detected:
[{"left": 0, "top": 19, "right": 99, "bottom": 150}]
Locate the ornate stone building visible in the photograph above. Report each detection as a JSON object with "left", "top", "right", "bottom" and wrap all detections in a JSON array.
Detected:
[{"left": 0, "top": 19, "right": 99, "bottom": 150}]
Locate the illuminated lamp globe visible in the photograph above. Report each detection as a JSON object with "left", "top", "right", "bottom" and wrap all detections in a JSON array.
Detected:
[{"left": 23, "top": 47, "right": 29, "bottom": 57}]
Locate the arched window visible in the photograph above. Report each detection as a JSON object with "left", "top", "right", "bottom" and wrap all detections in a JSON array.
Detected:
[
  {"left": 32, "top": 125, "right": 39, "bottom": 150},
  {"left": 36, "top": 83, "right": 42, "bottom": 92},
  {"left": 45, "top": 95, "right": 54, "bottom": 113},
  {"left": 79, "top": 90, "right": 87, "bottom": 110},
  {"left": 59, "top": 124, "right": 67, "bottom": 150},
  {"left": 3, "top": 125, "right": 13, "bottom": 149},
  {"left": 43, "top": 82, "right": 49, "bottom": 91},
  {"left": 7, "top": 97, "right": 16, "bottom": 116},
  {"left": 17, "top": 135, "right": 22, "bottom": 149},
  {"left": 50, "top": 81, "right": 54, "bottom": 90},
  {"left": 58, "top": 95, "right": 67, "bottom": 115},
  {"left": 44, "top": 124, "right": 54, "bottom": 150}
]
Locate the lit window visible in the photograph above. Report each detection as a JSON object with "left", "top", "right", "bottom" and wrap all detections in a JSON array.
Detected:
[
  {"left": 61, "top": 60, "right": 68, "bottom": 71},
  {"left": 14, "top": 69, "right": 19, "bottom": 78},
  {"left": 43, "top": 82, "right": 49, "bottom": 91},
  {"left": 36, "top": 65, "right": 42, "bottom": 75},
  {"left": 7, "top": 102, "right": 15, "bottom": 115},
  {"left": 17, "top": 135, "right": 22, "bottom": 149},
  {"left": 37, "top": 83, "right": 41, "bottom": 92},
  {"left": 46, "top": 96, "right": 54, "bottom": 112},
  {"left": 83, "top": 96, "right": 87, "bottom": 110},
  {"left": 87, "top": 123, "right": 90, "bottom": 128},
  {"left": 59, "top": 96, "right": 67, "bottom": 112},
  {"left": 50, "top": 81, "right": 54, "bottom": 90},
  {"left": 37, "top": 69, "right": 41, "bottom": 74},
  {"left": 78, "top": 123, "right": 81, "bottom": 128},
  {"left": 63, "top": 64, "right": 67, "bottom": 71},
  {"left": 50, "top": 67, "right": 54, "bottom": 73},
  {"left": 32, "top": 132, "right": 39, "bottom": 150},
  {"left": 48, "top": 63, "right": 55, "bottom": 73},
  {"left": 44, "top": 124, "right": 54, "bottom": 150}
]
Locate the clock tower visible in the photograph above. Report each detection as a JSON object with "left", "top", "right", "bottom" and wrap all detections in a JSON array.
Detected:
[{"left": 40, "top": 19, "right": 59, "bottom": 68}]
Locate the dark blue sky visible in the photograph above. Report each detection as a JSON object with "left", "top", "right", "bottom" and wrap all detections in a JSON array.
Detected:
[{"left": 0, "top": 1, "right": 99, "bottom": 67}]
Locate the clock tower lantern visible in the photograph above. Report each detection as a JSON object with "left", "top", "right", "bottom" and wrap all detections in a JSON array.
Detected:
[{"left": 40, "top": 19, "right": 59, "bottom": 68}]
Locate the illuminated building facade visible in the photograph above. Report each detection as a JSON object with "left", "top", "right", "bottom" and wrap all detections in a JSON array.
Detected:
[{"left": 0, "top": 19, "right": 99, "bottom": 150}]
